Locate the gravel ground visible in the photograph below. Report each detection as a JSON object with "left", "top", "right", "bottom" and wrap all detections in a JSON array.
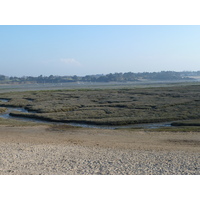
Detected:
[
  {"left": 0, "top": 143, "right": 199, "bottom": 175},
  {"left": 0, "top": 125, "right": 199, "bottom": 175}
]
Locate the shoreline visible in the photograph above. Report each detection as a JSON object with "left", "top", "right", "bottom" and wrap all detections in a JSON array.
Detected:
[
  {"left": 0, "top": 125, "right": 199, "bottom": 175},
  {"left": 1, "top": 124, "right": 200, "bottom": 151}
]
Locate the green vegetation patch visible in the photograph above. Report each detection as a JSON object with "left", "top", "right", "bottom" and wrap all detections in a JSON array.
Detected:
[{"left": 1, "top": 84, "right": 200, "bottom": 127}]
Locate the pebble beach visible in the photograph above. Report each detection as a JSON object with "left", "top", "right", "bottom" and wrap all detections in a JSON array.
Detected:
[{"left": 0, "top": 125, "right": 199, "bottom": 175}]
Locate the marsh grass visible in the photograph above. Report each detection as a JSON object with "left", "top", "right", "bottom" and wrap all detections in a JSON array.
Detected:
[
  {"left": 171, "top": 119, "right": 200, "bottom": 126},
  {"left": 47, "top": 124, "right": 82, "bottom": 131},
  {"left": 148, "top": 126, "right": 200, "bottom": 132},
  {"left": 0, "top": 107, "right": 7, "bottom": 113},
  {"left": 0, "top": 117, "right": 42, "bottom": 126},
  {"left": 1, "top": 84, "right": 200, "bottom": 127}
]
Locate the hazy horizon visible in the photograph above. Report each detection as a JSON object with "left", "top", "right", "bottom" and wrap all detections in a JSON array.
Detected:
[
  {"left": 1, "top": 25, "right": 200, "bottom": 77},
  {"left": 1, "top": 70, "right": 199, "bottom": 78}
]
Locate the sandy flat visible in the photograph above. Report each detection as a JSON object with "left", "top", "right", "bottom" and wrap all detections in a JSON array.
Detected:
[{"left": 0, "top": 125, "right": 199, "bottom": 175}]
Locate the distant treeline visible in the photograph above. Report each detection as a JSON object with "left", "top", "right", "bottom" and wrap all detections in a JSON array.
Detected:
[{"left": 0, "top": 71, "right": 198, "bottom": 84}]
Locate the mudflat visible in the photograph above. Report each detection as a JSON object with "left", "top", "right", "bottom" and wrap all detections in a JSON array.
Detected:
[{"left": 0, "top": 125, "right": 199, "bottom": 175}]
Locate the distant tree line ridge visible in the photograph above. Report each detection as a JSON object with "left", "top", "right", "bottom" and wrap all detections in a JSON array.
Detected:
[{"left": 0, "top": 71, "right": 199, "bottom": 84}]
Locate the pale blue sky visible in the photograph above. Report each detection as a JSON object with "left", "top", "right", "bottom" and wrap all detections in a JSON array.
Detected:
[{"left": 0, "top": 25, "right": 200, "bottom": 77}]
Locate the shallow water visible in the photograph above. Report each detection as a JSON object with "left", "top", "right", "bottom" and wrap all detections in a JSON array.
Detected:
[
  {"left": 0, "top": 99, "right": 9, "bottom": 102},
  {"left": 0, "top": 107, "right": 29, "bottom": 119}
]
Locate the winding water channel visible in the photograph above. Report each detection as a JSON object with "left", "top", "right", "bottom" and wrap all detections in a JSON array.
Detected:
[{"left": 0, "top": 98, "right": 172, "bottom": 129}]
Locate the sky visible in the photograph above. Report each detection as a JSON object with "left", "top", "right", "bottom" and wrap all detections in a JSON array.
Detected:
[{"left": 0, "top": 25, "right": 200, "bottom": 77}]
